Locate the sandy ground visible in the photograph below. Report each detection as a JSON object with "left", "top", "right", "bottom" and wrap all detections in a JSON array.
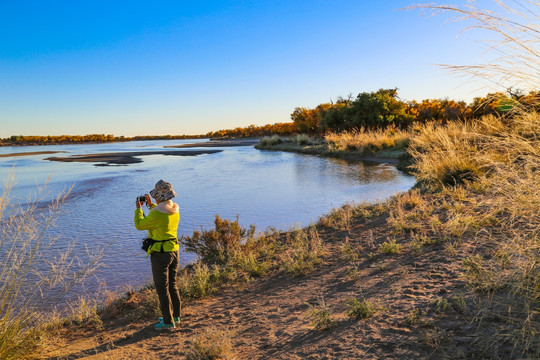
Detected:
[
  {"left": 45, "top": 150, "right": 223, "bottom": 165},
  {"left": 42, "top": 211, "right": 484, "bottom": 360}
]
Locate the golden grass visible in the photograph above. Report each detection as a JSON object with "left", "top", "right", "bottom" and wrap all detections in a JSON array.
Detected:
[
  {"left": 325, "top": 126, "right": 411, "bottom": 153},
  {"left": 406, "top": 110, "right": 540, "bottom": 355}
]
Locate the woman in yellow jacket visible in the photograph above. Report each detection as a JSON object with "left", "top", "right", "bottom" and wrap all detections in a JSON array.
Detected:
[{"left": 135, "top": 179, "right": 181, "bottom": 331}]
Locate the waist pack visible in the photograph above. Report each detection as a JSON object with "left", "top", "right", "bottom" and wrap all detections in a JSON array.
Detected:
[{"left": 141, "top": 237, "right": 178, "bottom": 252}]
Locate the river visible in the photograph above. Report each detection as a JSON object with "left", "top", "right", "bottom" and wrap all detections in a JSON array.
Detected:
[{"left": 0, "top": 139, "right": 415, "bottom": 308}]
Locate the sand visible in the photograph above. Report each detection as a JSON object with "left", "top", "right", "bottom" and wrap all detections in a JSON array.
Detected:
[{"left": 45, "top": 150, "right": 223, "bottom": 165}]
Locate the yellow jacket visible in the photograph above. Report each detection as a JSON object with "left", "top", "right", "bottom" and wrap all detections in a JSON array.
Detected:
[{"left": 134, "top": 200, "right": 180, "bottom": 254}]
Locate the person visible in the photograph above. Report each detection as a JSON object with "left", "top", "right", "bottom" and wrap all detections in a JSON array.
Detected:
[{"left": 134, "top": 179, "right": 181, "bottom": 331}]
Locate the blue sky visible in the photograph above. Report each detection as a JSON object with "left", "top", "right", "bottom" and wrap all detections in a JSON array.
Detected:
[{"left": 0, "top": 0, "right": 496, "bottom": 137}]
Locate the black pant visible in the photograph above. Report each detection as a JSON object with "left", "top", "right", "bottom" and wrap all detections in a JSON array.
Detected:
[{"left": 151, "top": 251, "right": 181, "bottom": 325}]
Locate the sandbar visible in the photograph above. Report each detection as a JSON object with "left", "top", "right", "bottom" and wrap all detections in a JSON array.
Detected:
[
  {"left": 0, "top": 151, "right": 67, "bottom": 158},
  {"left": 164, "top": 139, "right": 259, "bottom": 148},
  {"left": 45, "top": 150, "right": 222, "bottom": 166}
]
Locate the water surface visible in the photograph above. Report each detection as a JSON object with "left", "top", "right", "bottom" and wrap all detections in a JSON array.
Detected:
[{"left": 0, "top": 140, "right": 415, "bottom": 304}]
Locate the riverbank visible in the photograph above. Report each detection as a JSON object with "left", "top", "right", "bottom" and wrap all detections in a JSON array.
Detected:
[
  {"left": 10, "top": 113, "right": 540, "bottom": 359},
  {"left": 256, "top": 139, "right": 410, "bottom": 169},
  {"left": 165, "top": 139, "right": 260, "bottom": 148}
]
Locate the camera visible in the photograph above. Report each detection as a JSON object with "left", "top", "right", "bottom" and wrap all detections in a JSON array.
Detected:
[{"left": 137, "top": 195, "right": 146, "bottom": 204}]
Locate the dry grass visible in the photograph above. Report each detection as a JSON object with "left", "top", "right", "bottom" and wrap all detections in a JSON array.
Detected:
[
  {"left": 406, "top": 1, "right": 540, "bottom": 92},
  {"left": 406, "top": 110, "right": 540, "bottom": 355},
  {"left": 0, "top": 174, "right": 105, "bottom": 360},
  {"left": 325, "top": 126, "right": 411, "bottom": 153},
  {"left": 186, "top": 327, "right": 236, "bottom": 360}
]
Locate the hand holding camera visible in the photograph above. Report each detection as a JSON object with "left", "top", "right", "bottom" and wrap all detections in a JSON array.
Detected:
[{"left": 136, "top": 194, "right": 151, "bottom": 209}]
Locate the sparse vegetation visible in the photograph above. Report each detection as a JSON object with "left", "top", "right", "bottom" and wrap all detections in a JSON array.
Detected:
[{"left": 0, "top": 176, "right": 105, "bottom": 360}]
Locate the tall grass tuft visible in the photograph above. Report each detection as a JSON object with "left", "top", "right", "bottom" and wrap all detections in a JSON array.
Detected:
[
  {"left": 325, "top": 126, "right": 411, "bottom": 153},
  {"left": 0, "top": 174, "right": 105, "bottom": 360},
  {"left": 406, "top": 1, "right": 539, "bottom": 93}
]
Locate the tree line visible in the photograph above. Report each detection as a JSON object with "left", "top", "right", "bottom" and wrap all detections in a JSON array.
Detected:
[
  {"left": 291, "top": 88, "right": 540, "bottom": 133},
  {"left": 3, "top": 89, "right": 538, "bottom": 145}
]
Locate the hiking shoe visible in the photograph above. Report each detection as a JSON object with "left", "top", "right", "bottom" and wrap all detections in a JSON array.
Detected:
[
  {"left": 154, "top": 322, "right": 175, "bottom": 331},
  {"left": 158, "top": 316, "right": 180, "bottom": 324}
]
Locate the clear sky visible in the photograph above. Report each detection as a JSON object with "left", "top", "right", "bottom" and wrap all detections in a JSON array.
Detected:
[{"left": 0, "top": 0, "right": 497, "bottom": 137}]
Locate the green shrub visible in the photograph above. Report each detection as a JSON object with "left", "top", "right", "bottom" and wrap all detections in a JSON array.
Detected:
[
  {"left": 282, "top": 228, "right": 325, "bottom": 276},
  {"left": 308, "top": 297, "right": 336, "bottom": 330},
  {"left": 379, "top": 238, "right": 402, "bottom": 255},
  {"left": 179, "top": 262, "right": 219, "bottom": 299},
  {"left": 346, "top": 297, "right": 377, "bottom": 320}
]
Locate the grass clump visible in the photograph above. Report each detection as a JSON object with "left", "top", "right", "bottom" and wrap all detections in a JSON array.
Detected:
[
  {"left": 282, "top": 228, "right": 325, "bottom": 276},
  {"left": 186, "top": 327, "right": 235, "bottom": 360},
  {"left": 325, "top": 126, "right": 411, "bottom": 154},
  {"left": 258, "top": 134, "right": 282, "bottom": 147},
  {"left": 179, "top": 262, "right": 219, "bottom": 300},
  {"left": 307, "top": 297, "right": 336, "bottom": 330},
  {"left": 379, "top": 238, "right": 402, "bottom": 255},
  {"left": 296, "top": 133, "right": 312, "bottom": 145},
  {"left": 346, "top": 297, "right": 377, "bottom": 320}
]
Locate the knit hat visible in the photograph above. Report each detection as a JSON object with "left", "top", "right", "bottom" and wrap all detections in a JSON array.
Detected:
[{"left": 149, "top": 179, "right": 177, "bottom": 201}]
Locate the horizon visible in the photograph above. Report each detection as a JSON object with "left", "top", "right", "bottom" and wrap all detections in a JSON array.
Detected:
[{"left": 1, "top": 1, "right": 504, "bottom": 137}]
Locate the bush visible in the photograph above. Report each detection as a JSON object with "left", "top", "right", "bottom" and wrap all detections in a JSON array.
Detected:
[
  {"left": 282, "top": 228, "right": 325, "bottom": 276},
  {"left": 346, "top": 297, "right": 377, "bottom": 320},
  {"left": 379, "top": 238, "right": 402, "bottom": 255},
  {"left": 296, "top": 134, "right": 311, "bottom": 145},
  {"left": 258, "top": 135, "right": 282, "bottom": 147},
  {"left": 179, "top": 262, "right": 220, "bottom": 300},
  {"left": 307, "top": 297, "right": 336, "bottom": 330},
  {"left": 182, "top": 215, "right": 256, "bottom": 264}
]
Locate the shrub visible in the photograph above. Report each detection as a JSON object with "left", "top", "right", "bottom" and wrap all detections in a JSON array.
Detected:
[
  {"left": 296, "top": 133, "right": 311, "bottom": 145},
  {"left": 282, "top": 228, "right": 325, "bottom": 276},
  {"left": 182, "top": 215, "right": 256, "bottom": 264},
  {"left": 379, "top": 238, "right": 402, "bottom": 255},
  {"left": 179, "top": 262, "right": 219, "bottom": 299},
  {"left": 258, "top": 135, "right": 282, "bottom": 147},
  {"left": 307, "top": 297, "right": 336, "bottom": 330},
  {"left": 346, "top": 297, "right": 377, "bottom": 320}
]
